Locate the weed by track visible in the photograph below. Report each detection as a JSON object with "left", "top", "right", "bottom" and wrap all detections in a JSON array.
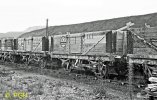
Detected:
[{"left": 0, "top": 61, "right": 141, "bottom": 99}]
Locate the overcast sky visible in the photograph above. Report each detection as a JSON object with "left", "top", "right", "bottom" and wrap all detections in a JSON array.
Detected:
[{"left": 0, "top": 0, "right": 156, "bottom": 33}]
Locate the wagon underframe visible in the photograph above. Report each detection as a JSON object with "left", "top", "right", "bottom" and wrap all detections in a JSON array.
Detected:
[{"left": 127, "top": 54, "right": 157, "bottom": 65}]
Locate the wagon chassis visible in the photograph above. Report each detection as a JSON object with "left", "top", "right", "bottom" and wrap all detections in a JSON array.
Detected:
[
  {"left": 1, "top": 25, "right": 157, "bottom": 79},
  {"left": 1, "top": 48, "right": 157, "bottom": 81}
]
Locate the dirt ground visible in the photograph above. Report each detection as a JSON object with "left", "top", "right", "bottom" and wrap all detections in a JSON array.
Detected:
[{"left": 0, "top": 63, "right": 141, "bottom": 100}]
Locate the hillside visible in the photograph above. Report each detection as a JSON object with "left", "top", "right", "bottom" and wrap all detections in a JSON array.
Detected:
[
  {"left": 0, "top": 26, "right": 45, "bottom": 38},
  {"left": 0, "top": 32, "right": 23, "bottom": 38},
  {"left": 19, "top": 12, "right": 157, "bottom": 38},
  {"left": 23, "top": 26, "right": 45, "bottom": 32}
]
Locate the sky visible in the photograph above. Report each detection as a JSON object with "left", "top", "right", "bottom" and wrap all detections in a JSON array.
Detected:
[{"left": 0, "top": 0, "right": 156, "bottom": 33}]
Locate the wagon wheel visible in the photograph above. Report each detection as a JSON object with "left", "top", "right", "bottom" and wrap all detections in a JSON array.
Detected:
[
  {"left": 101, "top": 65, "right": 109, "bottom": 79},
  {"left": 40, "top": 59, "right": 47, "bottom": 69},
  {"left": 10, "top": 55, "right": 15, "bottom": 63},
  {"left": 62, "top": 59, "right": 73, "bottom": 71},
  {"left": 56, "top": 59, "right": 62, "bottom": 68},
  {"left": 66, "top": 62, "right": 73, "bottom": 71},
  {"left": 143, "top": 62, "right": 152, "bottom": 79},
  {"left": 114, "top": 60, "right": 128, "bottom": 76},
  {"left": 62, "top": 61, "right": 68, "bottom": 70},
  {"left": 114, "top": 67, "right": 128, "bottom": 76}
]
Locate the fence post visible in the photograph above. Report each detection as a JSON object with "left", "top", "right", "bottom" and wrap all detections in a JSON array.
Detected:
[{"left": 128, "top": 56, "right": 133, "bottom": 100}]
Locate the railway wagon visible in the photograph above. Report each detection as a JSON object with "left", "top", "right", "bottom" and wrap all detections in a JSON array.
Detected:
[
  {"left": 17, "top": 36, "right": 53, "bottom": 53},
  {"left": 15, "top": 29, "right": 128, "bottom": 57},
  {"left": 1, "top": 23, "right": 157, "bottom": 80},
  {"left": 52, "top": 30, "right": 128, "bottom": 56},
  {"left": 51, "top": 26, "right": 157, "bottom": 79},
  {"left": 9, "top": 29, "right": 130, "bottom": 76},
  {"left": 128, "top": 27, "right": 157, "bottom": 55},
  {"left": 126, "top": 27, "right": 157, "bottom": 81},
  {"left": 0, "top": 37, "right": 18, "bottom": 51},
  {"left": 49, "top": 29, "right": 130, "bottom": 77}
]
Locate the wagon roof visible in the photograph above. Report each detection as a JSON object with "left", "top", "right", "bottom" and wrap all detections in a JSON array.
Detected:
[{"left": 19, "top": 12, "right": 157, "bottom": 38}]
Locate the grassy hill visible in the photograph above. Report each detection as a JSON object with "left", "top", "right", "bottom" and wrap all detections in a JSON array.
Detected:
[
  {"left": 0, "top": 32, "right": 23, "bottom": 38},
  {"left": 19, "top": 12, "right": 157, "bottom": 38},
  {"left": 0, "top": 26, "right": 45, "bottom": 39}
]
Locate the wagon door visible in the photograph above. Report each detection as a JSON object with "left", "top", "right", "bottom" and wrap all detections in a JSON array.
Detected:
[
  {"left": 18, "top": 38, "right": 25, "bottom": 51},
  {"left": 106, "top": 31, "right": 116, "bottom": 53},
  {"left": 6, "top": 39, "right": 14, "bottom": 50},
  {"left": 69, "top": 36, "right": 82, "bottom": 54},
  {"left": 106, "top": 31, "right": 112, "bottom": 53},
  {"left": 13, "top": 39, "right": 18, "bottom": 50},
  {"left": 42, "top": 37, "right": 49, "bottom": 51},
  {"left": 1, "top": 39, "right": 5, "bottom": 51},
  {"left": 116, "top": 31, "right": 127, "bottom": 55},
  {"left": 127, "top": 30, "right": 133, "bottom": 54},
  {"left": 33, "top": 37, "right": 43, "bottom": 52},
  {"left": 49, "top": 37, "right": 54, "bottom": 52},
  {"left": 25, "top": 37, "right": 33, "bottom": 51}
]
